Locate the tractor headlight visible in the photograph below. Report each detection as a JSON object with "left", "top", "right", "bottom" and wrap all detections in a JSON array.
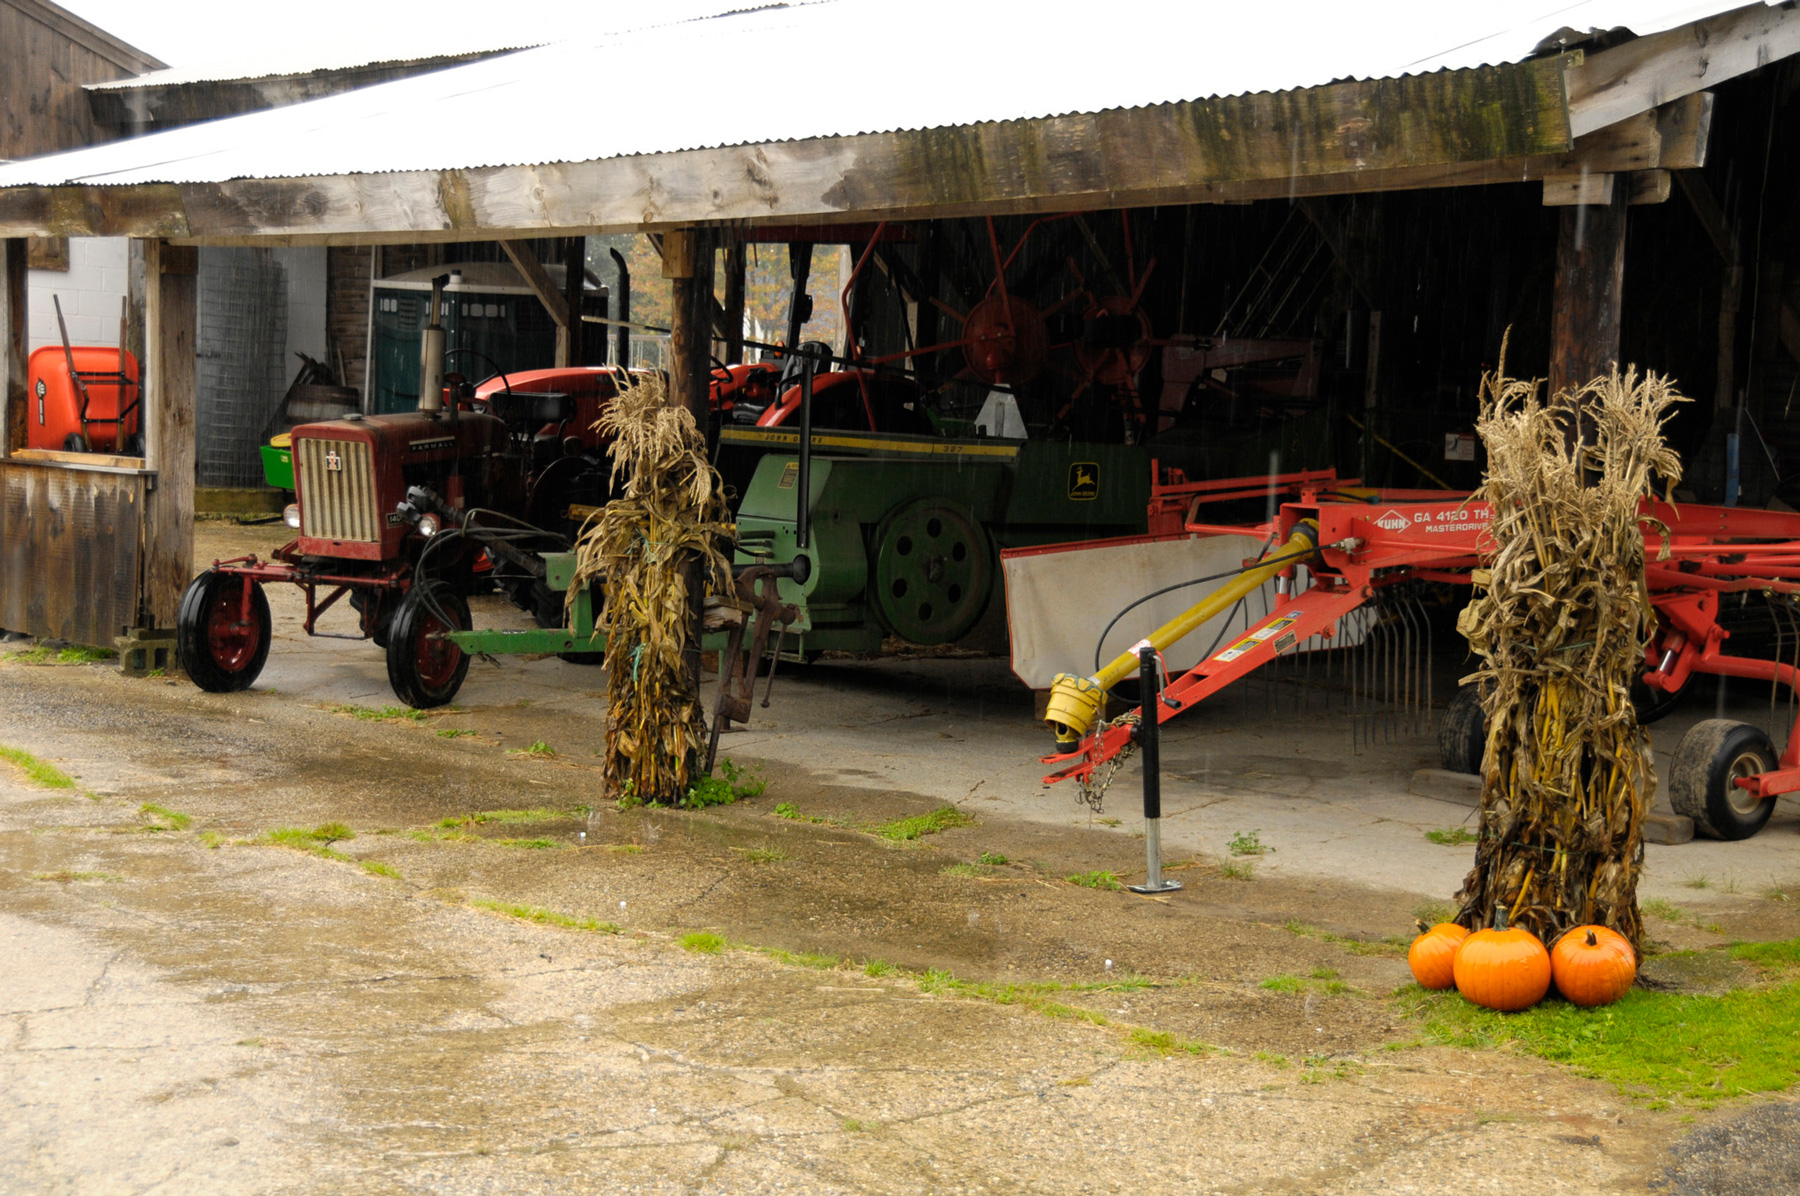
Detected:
[
  {"left": 417, "top": 512, "right": 442, "bottom": 537},
  {"left": 283, "top": 503, "right": 301, "bottom": 529}
]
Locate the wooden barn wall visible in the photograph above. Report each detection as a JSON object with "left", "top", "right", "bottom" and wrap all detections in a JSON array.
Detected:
[
  {"left": 0, "top": 0, "right": 156, "bottom": 160},
  {"left": 0, "top": 461, "right": 145, "bottom": 645}
]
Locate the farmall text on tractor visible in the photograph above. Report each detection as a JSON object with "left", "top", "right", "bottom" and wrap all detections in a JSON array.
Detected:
[{"left": 1030, "top": 467, "right": 1800, "bottom": 843}]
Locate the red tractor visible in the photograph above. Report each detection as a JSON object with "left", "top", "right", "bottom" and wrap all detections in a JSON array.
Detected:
[{"left": 177, "top": 274, "right": 621, "bottom": 706}]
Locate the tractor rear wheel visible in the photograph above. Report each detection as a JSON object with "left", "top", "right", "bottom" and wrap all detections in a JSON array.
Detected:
[
  {"left": 1670, "top": 718, "right": 1777, "bottom": 840},
  {"left": 177, "top": 570, "right": 271, "bottom": 693},
  {"left": 386, "top": 581, "right": 471, "bottom": 708},
  {"left": 869, "top": 498, "right": 993, "bottom": 645}
]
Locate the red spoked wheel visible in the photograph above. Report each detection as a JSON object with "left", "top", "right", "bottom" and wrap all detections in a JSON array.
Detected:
[
  {"left": 385, "top": 580, "right": 471, "bottom": 709},
  {"left": 176, "top": 570, "right": 272, "bottom": 693}
]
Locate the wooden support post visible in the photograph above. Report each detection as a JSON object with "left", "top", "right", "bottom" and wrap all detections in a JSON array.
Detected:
[
  {"left": 1549, "top": 188, "right": 1628, "bottom": 394},
  {"left": 499, "top": 240, "right": 574, "bottom": 364},
  {"left": 142, "top": 239, "right": 197, "bottom": 629},
  {"left": 723, "top": 237, "right": 746, "bottom": 365},
  {"left": 560, "top": 236, "right": 585, "bottom": 368},
  {"left": 666, "top": 226, "right": 717, "bottom": 780},
  {"left": 0, "top": 238, "right": 24, "bottom": 457}
]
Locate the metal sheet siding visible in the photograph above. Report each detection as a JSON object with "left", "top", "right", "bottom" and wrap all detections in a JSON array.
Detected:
[{"left": 0, "top": 0, "right": 1764, "bottom": 189}]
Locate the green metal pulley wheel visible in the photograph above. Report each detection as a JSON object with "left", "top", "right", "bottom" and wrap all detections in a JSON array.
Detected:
[{"left": 869, "top": 498, "right": 993, "bottom": 645}]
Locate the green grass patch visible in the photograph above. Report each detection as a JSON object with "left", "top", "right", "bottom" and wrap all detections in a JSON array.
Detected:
[
  {"left": 0, "top": 744, "right": 76, "bottom": 790},
  {"left": 1066, "top": 869, "right": 1124, "bottom": 891},
  {"left": 1261, "top": 971, "right": 1352, "bottom": 995},
  {"left": 470, "top": 898, "right": 619, "bottom": 933},
  {"left": 436, "top": 728, "right": 475, "bottom": 738},
  {"left": 1219, "top": 859, "right": 1255, "bottom": 881},
  {"left": 438, "top": 807, "right": 583, "bottom": 827},
  {"left": 753, "top": 945, "right": 839, "bottom": 969},
  {"left": 1401, "top": 982, "right": 1800, "bottom": 1106},
  {"left": 1, "top": 645, "right": 54, "bottom": 663},
  {"left": 1413, "top": 900, "right": 1458, "bottom": 926},
  {"left": 1254, "top": 1050, "right": 1292, "bottom": 1069},
  {"left": 507, "top": 739, "right": 557, "bottom": 759},
  {"left": 359, "top": 860, "right": 403, "bottom": 880},
  {"left": 1228, "top": 829, "right": 1272, "bottom": 856},
  {"left": 941, "top": 862, "right": 986, "bottom": 879},
  {"left": 198, "top": 831, "right": 224, "bottom": 849},
  {"left": 1426, "top": 827, "right": 1478, "bottom": 846},
  {"left": 138, "top": 803, "right": 192, "bottom": 832},
  {"left": 771, "top": 801, "right": 831, "bottom": 824},
  {"left": 1128, "top": 1027, "right": 1223, "bottom": 1057},
  {"left": 55, "top": 645, "right": 116, "bottom": 664},
  {"left": 1284, "top": 920, "right": 1408, "bottom": 958},
  {"left": 978, "top": 851, "right": 1009, "bottom": 866},
  {"left": 329, "top": 703, "right": 428, "bottom": 722},
  {"left": 403, "top": 828, "right": 478, "bottom": 843},
  {"left": 872, "top": 805, "right": 974, "bottom": 841},
  {"left": 259, "top": 824, "right": 355, "bottom": 862},
  {"left": 681, "top": 930, "right": 726, "bottom": 954},
  {"left": 494, "top": 837, "right": 560, "bottom": 850},
  {"left": 864, "top": 959, "right": 896, "bottom": 977},
  {"left": 31, "top": 869, "right": 118, "bottom": 883},
  {"left": 683, "top": 758, "right": 766, "bottom": 809}
]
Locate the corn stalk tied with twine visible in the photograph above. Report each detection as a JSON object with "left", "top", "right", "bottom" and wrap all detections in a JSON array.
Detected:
[
  {"left": 566, "top": 371, "right": 733, "bottom": 804},
  {"left": 1453, "top": 360, "right": 1684, "bottom": 951}
]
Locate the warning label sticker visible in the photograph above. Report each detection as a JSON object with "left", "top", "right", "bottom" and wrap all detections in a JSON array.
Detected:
[{"left": 1213, "top": 615, "right": 1298, "bottom": 663}]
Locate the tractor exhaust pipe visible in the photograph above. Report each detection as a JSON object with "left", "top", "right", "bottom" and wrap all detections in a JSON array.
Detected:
[{"left": 418, "top": 272, "right": 453, "bottom": 415}]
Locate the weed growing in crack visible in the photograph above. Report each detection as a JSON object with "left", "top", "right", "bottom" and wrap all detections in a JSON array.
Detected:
[
  {"left": 471, "top": 899, "right": 619, "bottom": 933},
  {"left": 138, "top": 803, "right": 192, "bottom": 832},
  {"left": 0, "top": 744, "right": 75, "bottom": 789}
]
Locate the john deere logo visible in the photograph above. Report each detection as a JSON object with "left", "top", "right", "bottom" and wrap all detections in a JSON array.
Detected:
[
  {"left": 324, "top": 449, "right": 343, "bottom": 472},
  {"left": 1069, "top": 462, "right": 1099, "bottom": 501}
]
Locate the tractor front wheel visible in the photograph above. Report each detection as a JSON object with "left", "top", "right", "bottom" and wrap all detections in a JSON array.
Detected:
[
  {"left": 176, "top": 570, "right": 272, "bottom": 692},
  {"left": 386, "top": 581, "right": 471, "bottom": 708},
  {"left": 1670, "top": 718, "right": 1777, "bottom": 840}
]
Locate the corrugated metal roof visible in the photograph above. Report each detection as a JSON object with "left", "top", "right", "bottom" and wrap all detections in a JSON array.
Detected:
[{"left": 0, "top": 0, "right": 1771, "bottom": 189}]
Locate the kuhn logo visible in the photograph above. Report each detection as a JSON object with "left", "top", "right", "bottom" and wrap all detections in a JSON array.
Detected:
[{"left": 1374, "top": 509, "right": 1410, "bottom": 533}]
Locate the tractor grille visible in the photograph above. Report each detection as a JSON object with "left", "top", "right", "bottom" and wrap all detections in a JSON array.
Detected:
[{"left": 296, "top": 438, "right": 380, "bottom": 542}]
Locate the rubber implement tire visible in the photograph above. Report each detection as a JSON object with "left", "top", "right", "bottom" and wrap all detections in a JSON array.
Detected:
[
  {"left": 1438, "top": 684, "right": 1487, "bottom": 774},
  {"left": 1670, "top": 718, "right": 1778, "bottom": 841},
  {"left": 176, "top": 570, "right": 272, "bottom": 693},
  {"left": 386, "top": 581, "right": 471, "bottom": 709}
]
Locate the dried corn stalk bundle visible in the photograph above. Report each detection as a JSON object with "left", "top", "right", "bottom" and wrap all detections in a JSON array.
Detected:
[
  {"left": 568, "top": 372, "right": 732, "bottom": 803},
  {"left": 1453, "top": 363, "right": 1683, "bottom": 949}
]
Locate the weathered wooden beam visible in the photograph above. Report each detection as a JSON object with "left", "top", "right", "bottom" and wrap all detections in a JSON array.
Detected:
[
  {"left": 1549, "top": 190, "right": 1628, "bottom": 394},
  {"left": 1676, "top": 171, "right": 1800, "bottom": 373},
  {"left": 0, "top": 239, "right": 23, "bottom": 457},
  {"left": 559, "top": 236, "right": 585, "bottom": 368},
  {"left": 0, "top": 58, "right": 1575, "bottom": 240},
  {"left": 498, "top": 239, "right": 571, "bottom": 329},
  {"left": 1628, "top": 169, "right": 1672, "bottom": 205},
  {"left": 1565, "top": 3, "right": 1800, "bottom": 138},
  {"left": 141, "top": 239, "right": 197, "bottom": 629},
  {"left": 666, "top": 226, "right": 716, "bottom": 786},
  {"left": 723, "top": 237, "right": 745, "bottom": 365},
  {"left": 1543, "top": 172, "right": 1615, "bottom": 206}
]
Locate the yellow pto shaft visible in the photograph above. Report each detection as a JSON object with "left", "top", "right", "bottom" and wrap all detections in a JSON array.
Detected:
[{"left": 1044, "top": 520, "right": 1321, "bottom": 748}]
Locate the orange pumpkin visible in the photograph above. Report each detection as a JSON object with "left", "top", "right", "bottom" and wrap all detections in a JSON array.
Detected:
[
  {"left": 1453, "top": 916, "right": 1551, "bottom": 1012},
  {"left": 1408, "top": 921, "right": 1471, "bottom": 990},
  {"left": 1551, "top": 925, "right": 1637, "bottom": 1007}
]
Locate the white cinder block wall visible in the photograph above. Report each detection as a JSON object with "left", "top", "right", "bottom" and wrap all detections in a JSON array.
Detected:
[{"left": 27, "top": 237, "right": 129, "bottom": 351}]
